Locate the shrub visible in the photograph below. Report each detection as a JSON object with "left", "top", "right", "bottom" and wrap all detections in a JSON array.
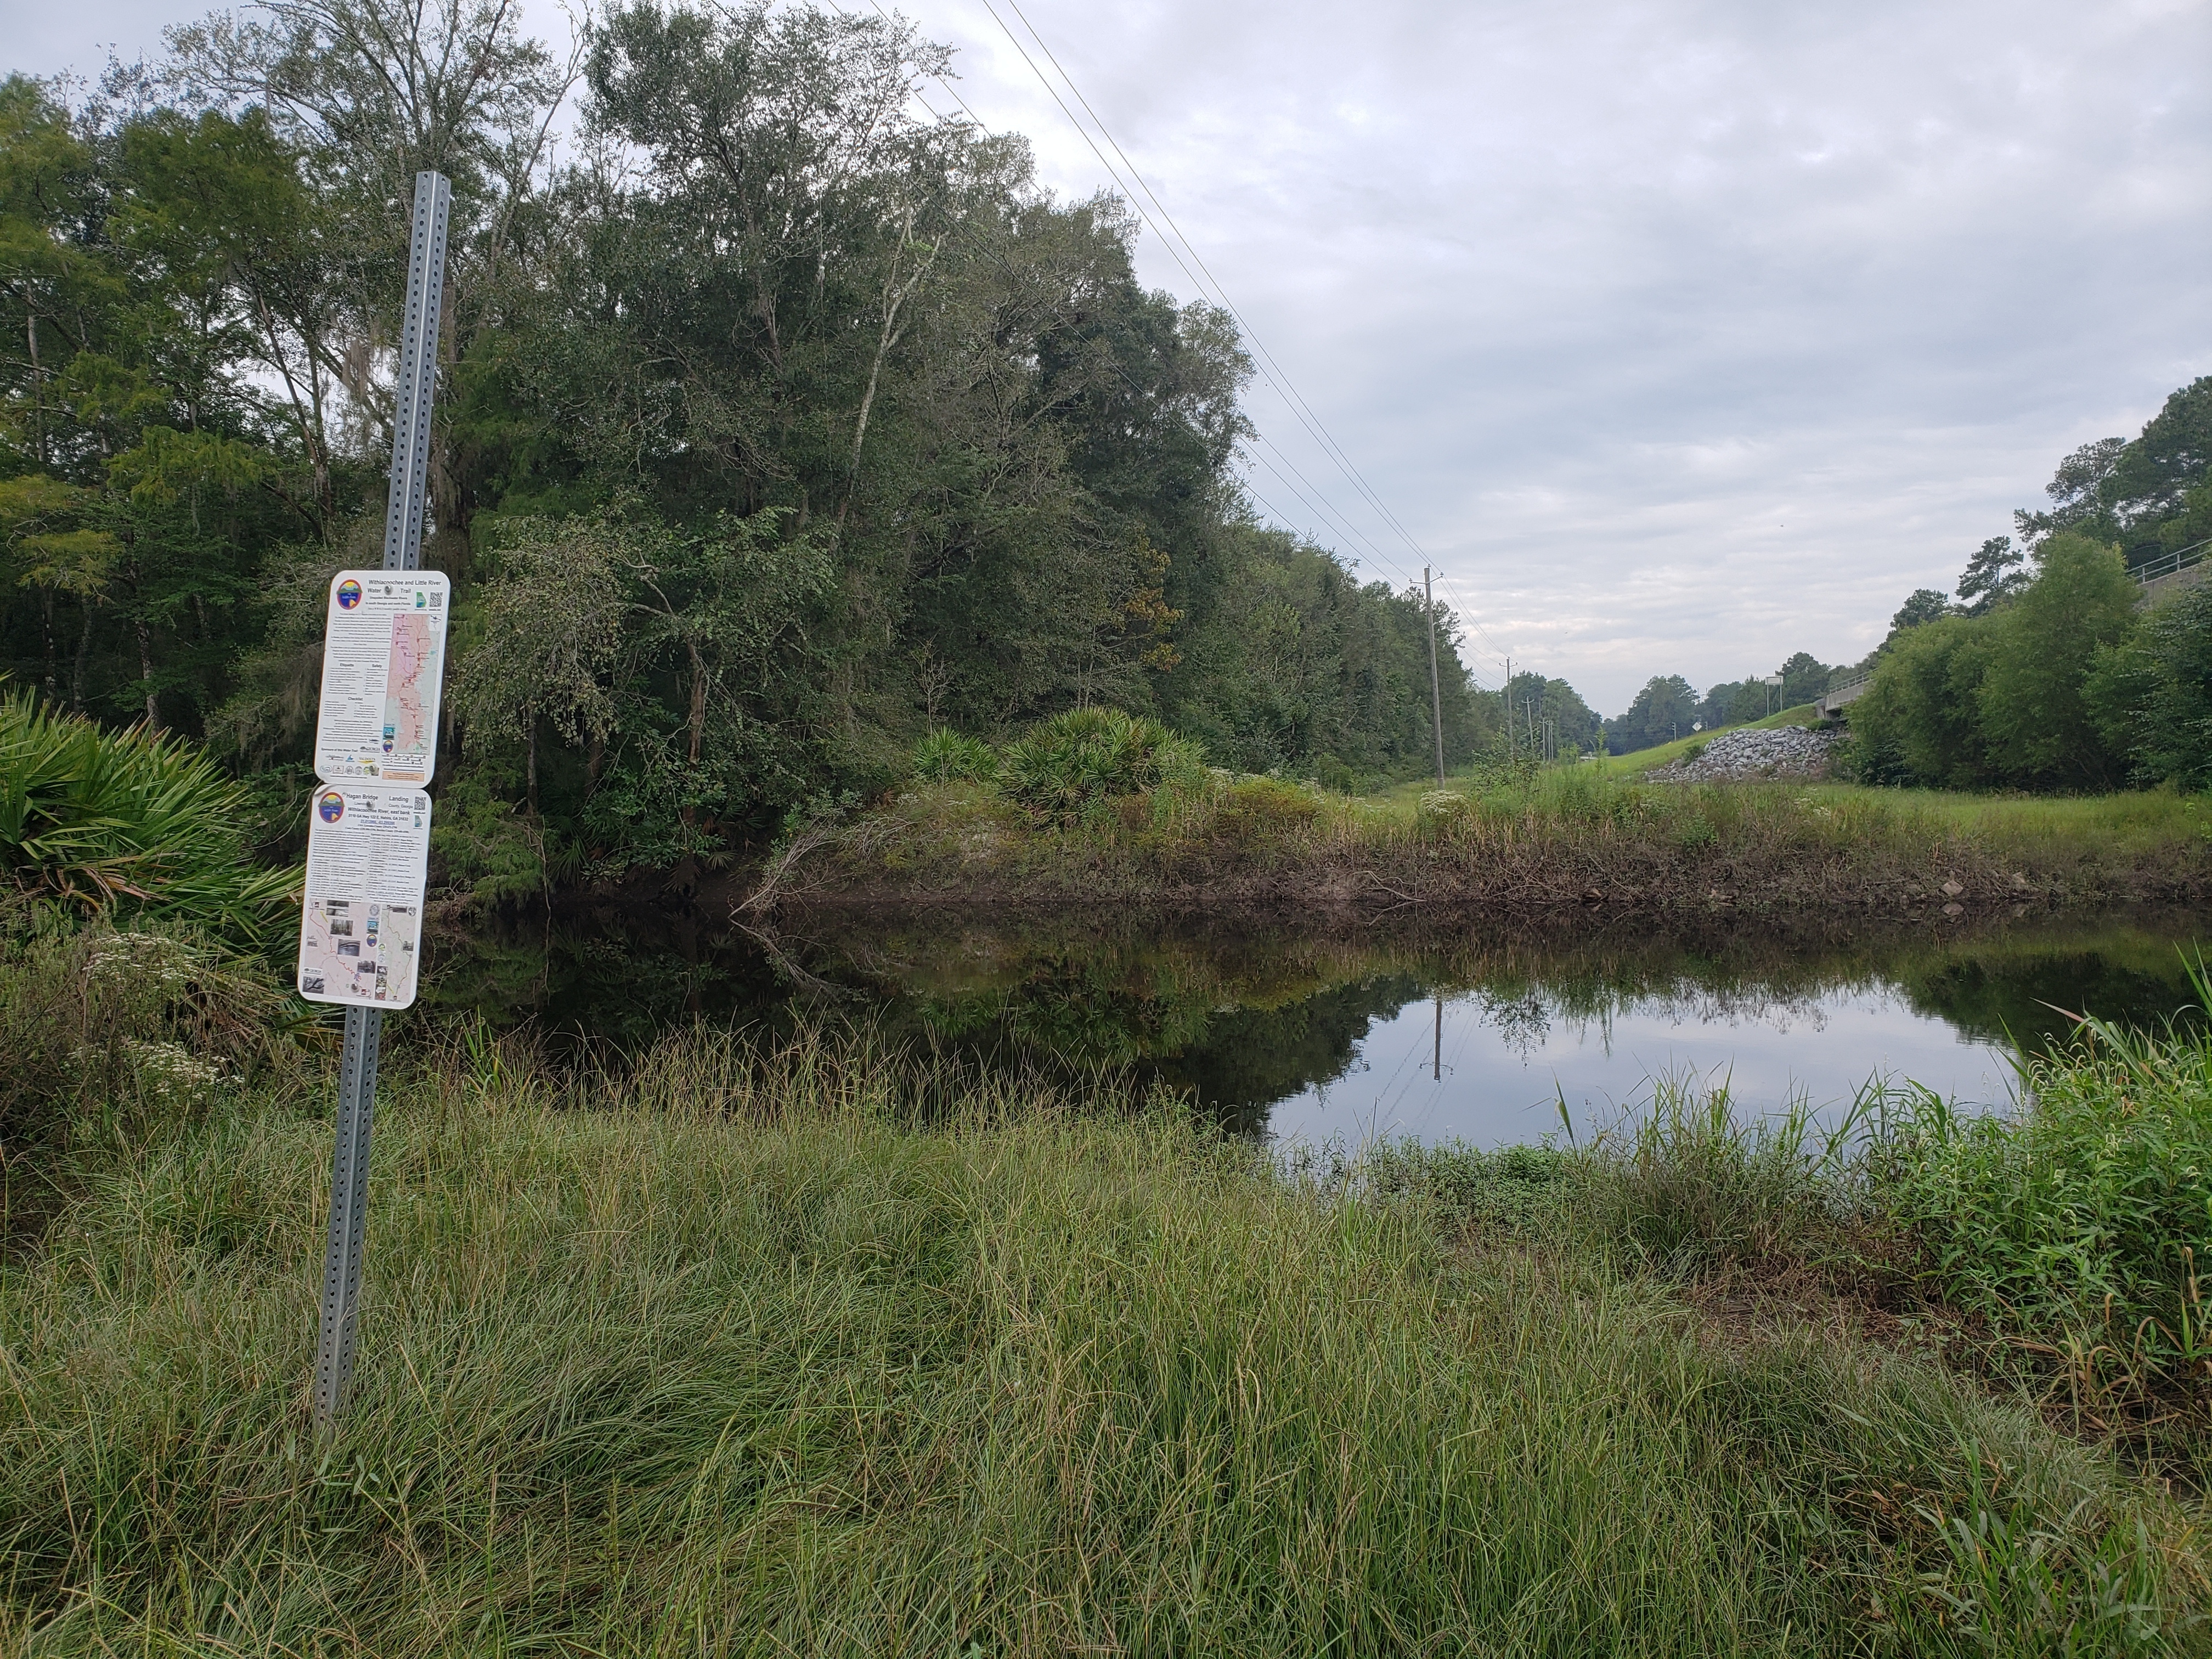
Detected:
[
  {"left": 0, "top": 923, "right": 302, "bottom": 1147},
  {"left": 1672, "top": 814, "right": 1718, "bottom": 851},
  {"left": 2086, "top": 582, "right": 2212, "bottom": 791},
  {"left": 998, "top": 707, "right": 1206, "bottom": 823},
  {"left": 1417, "top": 788, "right": 1469, "bottom": 823},
  {"left": 1212, "top": 775, "right": 1323, "bottom": 842},
  {"left": 1848, "top": 616, "right": 1995, "bottom": 788},
  {"left": 910, "top": 727, "right": 1000, "bottom": 785},
  {"left": 0, "top": 693, "right": 296, "bottom": 946}
]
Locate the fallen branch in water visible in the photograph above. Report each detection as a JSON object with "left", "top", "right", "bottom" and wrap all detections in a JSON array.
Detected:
[{"left": 735, "top": 811, "right": 845, "bottom": 918}]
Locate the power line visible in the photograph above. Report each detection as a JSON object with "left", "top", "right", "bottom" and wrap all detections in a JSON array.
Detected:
[
  {"left": 847, "top": 0, "right": 1509, "bottom": 678},
  {"left": 979, "top": 0, "right": 1522, "bottom": 681},
  {"left": 969, "top": 2, "right": 1435, "bottom": 589},
  {"left": 990, "top": 0, "right": 1440, "bottom": 579},
  {"left": 845, "top": 1, "right": 1415, "bottom": 584}
]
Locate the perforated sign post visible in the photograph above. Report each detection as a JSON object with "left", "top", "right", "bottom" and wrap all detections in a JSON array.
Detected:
[{"left": 305, "top": 171, "right": 450, "bottom": 1435}]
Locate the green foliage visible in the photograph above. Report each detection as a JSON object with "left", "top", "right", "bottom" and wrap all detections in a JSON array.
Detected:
[
  {"left": 7, "top": 13, "right": 1497, "bottom": 881},
  {"left": 1894, "top": 585, "right": 1959, "bottom": 631},
  {"left": 1501, "top": 669, "right": 1601, "bottom": 757},
  {"left": 1974, "top": 534, "right": 2139, "bottom": 788},
  {"left": 1848, "top": 538, "right": 2138, "bottom": 792},
  {"left": 1870, "top": 958, "right": 2212, "bottom": 1383},
  {"left": 1605, "top": 673, "right": 1699, "bottom": 753},
  {"left": 910, "top": 726, "right": 998, "bottom": 785},
  {"left": 1212, "top": 774, "right": 1324, "bottom": 840},
  {"left": 0, "top": 692, "right": 295, "bottom": 943},
  {"left": 1956, "top": 539, "right": 2024, "bottom": 616},
  {"left": 1579, "top": 1080, "right": 1868, "bottom": 1274},
  {"left": 0, "top": 921, "right": 300, "bottom": 1146},
  {"left": 1848, "top": 616, "right": 1994, "bottom": 787},
  {"left": 1160, "top": 529, "right": 1491, "bottom": 778},
  {"left": 998, "top": 706, "right": 1205, "bottom": 824},
  {"left": 2011, "top": 379, "right": 2212, "bottom": 572},
  {"left": 0, "top": 1028, "right": 2197, "bottom": 1652},
  {"left": 2087, "top": 583, "right": 2212, "bottom": 791}
]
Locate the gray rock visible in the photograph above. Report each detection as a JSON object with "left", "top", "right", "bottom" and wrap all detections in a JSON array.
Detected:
[{"left": 1650, "top": 725, "right": 1837, "bottom": 782}]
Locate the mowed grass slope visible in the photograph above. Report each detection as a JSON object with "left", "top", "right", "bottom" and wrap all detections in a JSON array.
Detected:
[{"left": 1, "top": 1030, "right": 2204, "bottom": 1656}]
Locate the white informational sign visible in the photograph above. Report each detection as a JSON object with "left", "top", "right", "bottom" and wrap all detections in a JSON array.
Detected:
[
  {"left": 297, "top": 786, "right": 432, "bottom": 1009},
  {"left": 312, "top": 569, "right": 450, "bottom": 787}
]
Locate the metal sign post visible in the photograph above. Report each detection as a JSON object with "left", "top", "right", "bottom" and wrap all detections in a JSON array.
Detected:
[{"left": 312, "top": 171, "right": 450, "bottom": 1435}]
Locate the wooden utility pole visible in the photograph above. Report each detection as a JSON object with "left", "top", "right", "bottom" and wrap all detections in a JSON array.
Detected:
[{"left": 1423, "top": 567, "right": 1445, "bottom": 788}]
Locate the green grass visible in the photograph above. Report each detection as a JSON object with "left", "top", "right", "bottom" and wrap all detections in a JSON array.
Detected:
[
  {"left": 1786, "top": 784, "right": 2212, "bottom": 859},
  {"left": 1872, "top": 966, "right": 2212, "bottom": 1398},
  {"left": 1, "top": 1021, "right": 2207, "bottom": 1655}
]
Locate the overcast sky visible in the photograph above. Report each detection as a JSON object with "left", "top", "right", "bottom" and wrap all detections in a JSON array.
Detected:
[{"left": 16, "top": 0, "right": 2211, "bottom": 710}]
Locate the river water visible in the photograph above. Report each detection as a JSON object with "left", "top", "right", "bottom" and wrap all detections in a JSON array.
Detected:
[{"left": 425, "top": 909, "right": 2206, "bottom": 1149}]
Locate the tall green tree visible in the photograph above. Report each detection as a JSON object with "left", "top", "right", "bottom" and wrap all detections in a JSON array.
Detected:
[
  {"left": 1606, "top": 675, "right": 1697, "bottom": 753},
  {"left": 2086, "top": 584, "right": 2212, "bottom": 791},
  {"left": 1847, "top": 618, "right": 1995, "bottom": 788},
  {"left": 1974, "top": 534, "right": 2137, "bottom": 788}
]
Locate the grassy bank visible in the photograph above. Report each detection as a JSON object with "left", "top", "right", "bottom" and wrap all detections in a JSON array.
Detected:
[
  {"left": 777, "top": 754, "right": 2212, "bottom": 924},
  {"left": 1, "top": 1015, "right": 2208, "bottom": 1654}
]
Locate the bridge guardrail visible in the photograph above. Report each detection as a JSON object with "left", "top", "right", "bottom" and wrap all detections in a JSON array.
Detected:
[{"left": 2134, "top": 538, "right": 2209, "bottom": 585}]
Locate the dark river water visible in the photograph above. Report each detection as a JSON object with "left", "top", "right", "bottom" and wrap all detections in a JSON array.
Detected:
[{"left": 422, "top": 908, "right": 2207, "bottom": 1149}]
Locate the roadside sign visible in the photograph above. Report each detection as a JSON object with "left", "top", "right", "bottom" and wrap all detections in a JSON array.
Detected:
[
  {"left": 296, "top": 786, "right": 432, "bottom": 1010},
  {"left": 312, "top": 570, "right": 450, "bottom": 787}
]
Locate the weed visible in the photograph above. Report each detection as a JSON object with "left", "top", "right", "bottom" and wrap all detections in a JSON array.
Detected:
[{"left": 1869, "top": 952, "right": 2212, "bottom": 1392}]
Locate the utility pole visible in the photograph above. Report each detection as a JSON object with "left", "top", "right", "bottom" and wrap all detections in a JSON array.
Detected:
[
  {"left": 313, "top": 172, "right": 450, "bottom": 1436},
  {"left": 1503, "top": 655, "right": 1513, "bottom": 760},
  {"left": 1423, "top": 567, "right": 1446, "bottom": 788}
]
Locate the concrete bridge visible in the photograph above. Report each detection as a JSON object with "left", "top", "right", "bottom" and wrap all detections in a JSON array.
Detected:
[{"left": 1813, "top": 675, "right": 1870, "bottom": 720}]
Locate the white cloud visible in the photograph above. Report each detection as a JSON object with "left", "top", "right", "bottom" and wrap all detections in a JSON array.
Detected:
[{"left": 15, "top": 0, "right": 2210, "bottom": 709}]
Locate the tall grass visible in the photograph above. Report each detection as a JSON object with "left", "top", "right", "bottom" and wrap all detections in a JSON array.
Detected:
[
  {"left": 1871, "top": 955, "right": 2212, "bottom": 1403},
  {"left": 0, "top": 1026, "right": 2202, "bottom": 1654},
  {"left": 831, "top": 739, "right": 2209, "bottom": 921}
]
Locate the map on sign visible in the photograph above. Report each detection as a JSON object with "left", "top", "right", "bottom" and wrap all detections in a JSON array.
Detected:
[
  {"left": 297, "top": 786, "right": 432, "bottom": 1009},
  {"left": 312, "top": 570, "right": 449, "bottom": 786}
]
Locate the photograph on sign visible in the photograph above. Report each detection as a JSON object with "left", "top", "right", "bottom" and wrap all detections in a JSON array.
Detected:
[
  {"left": 297, "top": 787, "right": 432, "bottom": 1009},
  {"left": 312, "top": 569, "right": 450, "bottom": 786}
]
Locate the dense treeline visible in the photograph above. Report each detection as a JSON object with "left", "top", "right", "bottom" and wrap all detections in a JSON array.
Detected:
[
  {"left": 1848, "top": 379, "right": 2212, "bottom": 792},
  {"left": 1602, "top": 652, "right": 1832, "bottom": 755},
  {"left": 1849, "top": 536, "right": 2209, "bottom": 792},
  {"left": 0, "top": 0, "right": 1488, "bottom": 893}
]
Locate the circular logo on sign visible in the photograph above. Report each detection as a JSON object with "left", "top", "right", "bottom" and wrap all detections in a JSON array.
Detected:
[
  {"left": 317, "top": 791, "right": 346, "bottom": 823},
  {"left": 336, "top": 579, "right": 363, "bottom": 610}
]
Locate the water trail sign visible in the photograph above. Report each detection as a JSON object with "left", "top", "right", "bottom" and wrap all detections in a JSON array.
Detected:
[
  {"left": 297, "top": 786, "right": 432, "bottom": 1009},
  {"left": 307, "top": 169, "right": 451, "bottom": 1433},
  {"left": 313, "top": 570, "right": 450, "bottom": 786}
]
